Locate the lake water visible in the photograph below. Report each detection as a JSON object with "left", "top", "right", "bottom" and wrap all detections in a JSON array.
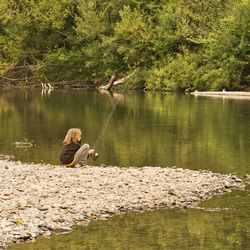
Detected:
[{"left": 1, "top": 88, "right": 249, "bottom": 249}]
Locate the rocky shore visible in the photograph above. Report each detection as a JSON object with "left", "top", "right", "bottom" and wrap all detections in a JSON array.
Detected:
[{"left": 0, "top": 155, "right": 245, "bottom": 249}]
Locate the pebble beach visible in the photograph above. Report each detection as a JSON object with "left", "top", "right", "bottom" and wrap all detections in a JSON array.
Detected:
[{"left": 0, "top": 155, "right": 245, "bottom": 249}]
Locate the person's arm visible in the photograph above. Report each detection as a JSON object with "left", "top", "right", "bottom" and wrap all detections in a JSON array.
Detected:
[{"left": 88, "top": 149, "right": 95, "bottom": 158}]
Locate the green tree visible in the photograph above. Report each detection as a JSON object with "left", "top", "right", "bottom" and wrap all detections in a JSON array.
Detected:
[
  {"left": 205, "top": 0, "right": 250, "bottom": 89},
  {"left": 0, "top": 0, "right": 248, "bottom": 90}
]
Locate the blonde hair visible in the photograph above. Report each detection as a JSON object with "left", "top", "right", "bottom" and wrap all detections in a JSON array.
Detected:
[{"left": 63, "top": 128, "right": 81, "bottom": 145}]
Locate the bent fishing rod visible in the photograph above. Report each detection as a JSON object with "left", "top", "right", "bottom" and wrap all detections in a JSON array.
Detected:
[{"left": 91, "top": 69, "right": 139, "bottom": 160}]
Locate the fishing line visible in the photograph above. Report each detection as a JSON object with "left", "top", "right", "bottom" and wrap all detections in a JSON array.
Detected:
[{"left": 92, "top": 68, "right": 138, "bottom": 150}]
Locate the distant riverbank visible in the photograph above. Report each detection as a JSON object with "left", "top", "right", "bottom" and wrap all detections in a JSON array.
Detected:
[{"left": 0, "top": 156, "right": 245, "bottom": 249}]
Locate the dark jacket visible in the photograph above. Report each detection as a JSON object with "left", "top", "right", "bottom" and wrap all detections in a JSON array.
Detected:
[{"left": 60, "top": 143, "right": 80, "bottom": 165}]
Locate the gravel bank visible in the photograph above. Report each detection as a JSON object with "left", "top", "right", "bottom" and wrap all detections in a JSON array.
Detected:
[{"left": 0, "top": 156, "right": 245, "bottom": 249}]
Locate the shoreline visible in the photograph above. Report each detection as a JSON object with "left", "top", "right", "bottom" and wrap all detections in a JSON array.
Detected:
[{"left": 0, "top": 157, "right": 245, "bottom": 249}]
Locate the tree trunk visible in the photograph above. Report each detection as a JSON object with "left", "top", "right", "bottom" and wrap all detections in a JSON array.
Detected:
[
  {"left": 99, "top": 72, "right": 118, "bottom": 90},
  {"left": 113, "top": 73, "right": 133, "bottom": 86},
  {"left": 99, "top": 71, "right": 134, "bottom": 90}
]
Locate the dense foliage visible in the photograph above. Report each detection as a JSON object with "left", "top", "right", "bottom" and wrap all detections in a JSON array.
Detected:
[{"left": 0, "top": 0, "right": 249, "bottom": 91}]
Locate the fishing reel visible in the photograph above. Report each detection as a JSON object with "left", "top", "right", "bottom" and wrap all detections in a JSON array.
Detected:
[{"left": 92, "top": 152, "right": 98, "bottom": 161}]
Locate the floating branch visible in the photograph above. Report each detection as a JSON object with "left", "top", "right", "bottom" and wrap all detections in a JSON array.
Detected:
[{"left": 13, "top": 139, "right": 34, "bottom": 150}]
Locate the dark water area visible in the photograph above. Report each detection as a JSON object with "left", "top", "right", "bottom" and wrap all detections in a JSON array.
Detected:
[{"left": 1, "top": 88, "right": 249, "bottom": 249}]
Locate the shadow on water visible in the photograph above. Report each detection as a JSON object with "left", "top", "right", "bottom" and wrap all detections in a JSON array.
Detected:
[{"left": 1, "top": 88, "right": 249, "bottom": 249}]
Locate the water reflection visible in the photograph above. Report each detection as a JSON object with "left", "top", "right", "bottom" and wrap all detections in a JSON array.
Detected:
[
  {"left": 10, "top": 186, "right": 249, "bottom": 250},
  {"left": 41, "top": 82, "right": 54, "bottom": 97},
  {"left": 0, "top": 89, "right": 249, "bottom": 176},
  {"left": 98, "top": 89, "right": 124, "bottom": 105},
  {"left": 1, "top": 89, "right": 249, "bottom": 250}
]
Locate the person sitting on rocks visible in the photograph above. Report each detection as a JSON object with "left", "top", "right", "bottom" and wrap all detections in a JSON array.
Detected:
[{"left": 60, "top": 128, "right": 95, "bottom": 168}]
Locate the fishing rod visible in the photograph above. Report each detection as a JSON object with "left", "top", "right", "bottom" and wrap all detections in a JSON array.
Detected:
[{"left": 91, "top": 68, "right": 139, "bottom": 160}]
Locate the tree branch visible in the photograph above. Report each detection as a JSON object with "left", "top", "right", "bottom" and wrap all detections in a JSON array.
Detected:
[{"left": 99, "top": 71, "right": 134, "bottom": 90}]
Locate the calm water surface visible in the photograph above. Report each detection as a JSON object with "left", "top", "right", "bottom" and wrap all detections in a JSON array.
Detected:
[{"left": 1, "top": 89, "right": 249, "bottom": 249}]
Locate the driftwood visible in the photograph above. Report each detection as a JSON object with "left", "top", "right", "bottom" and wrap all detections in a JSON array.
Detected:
[
  {"left": 32, "top": 80, "right": 90, "bottom": 89},
  {"left": 191, "top": 90, "right": 250, "bottom": 100},
  {"left": 99, "top": 71, "right": 134, "bottom": 90},
  {"left": 99, "top": 72, "right": 118, "bottom": 90},
  {"left": 13, "top": 138, "right": 34, "bottom": 151}
]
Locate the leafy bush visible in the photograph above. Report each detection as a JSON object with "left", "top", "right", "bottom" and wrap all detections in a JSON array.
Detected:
[{"left": 0, "top": 0, "right": 248, "bottom": 90}]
